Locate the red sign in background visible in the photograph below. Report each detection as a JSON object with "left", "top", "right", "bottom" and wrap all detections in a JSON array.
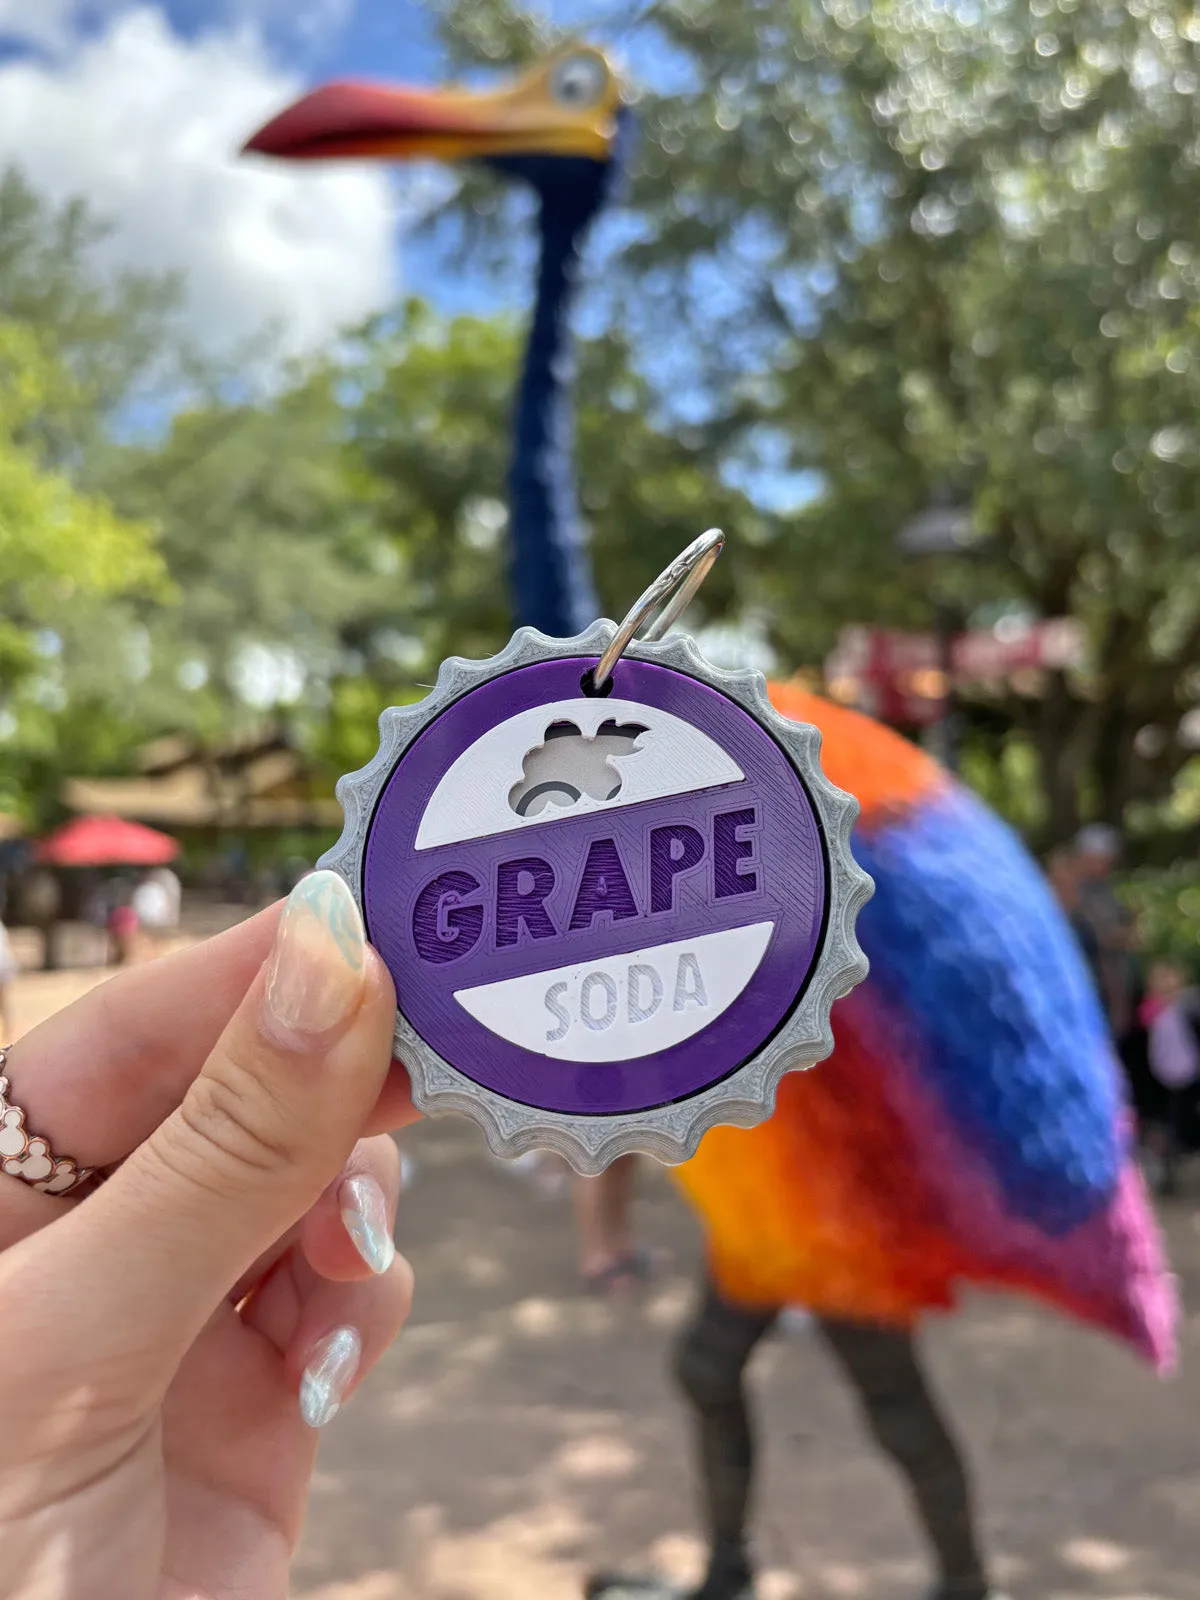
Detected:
[{"left": 824, "top": 621, "right": 1084, "bottom": 726}]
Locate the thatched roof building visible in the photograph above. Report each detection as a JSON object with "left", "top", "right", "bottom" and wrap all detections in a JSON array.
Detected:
[{"left": 62, "top": 726, "right": 341, "bottom": 831}]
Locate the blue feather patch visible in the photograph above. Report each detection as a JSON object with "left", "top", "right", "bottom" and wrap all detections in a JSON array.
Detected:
[{"left": 851, "top": 786, "right": 1123, "bottom": 1234}]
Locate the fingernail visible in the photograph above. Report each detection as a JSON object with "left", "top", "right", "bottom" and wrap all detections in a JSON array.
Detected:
[
  {"left": 340, "top": 1174, "right": 396, "bottom": 1276},
  {"left": 265, "top": 871, "right": 365, "bottom": 1043},
  {"left": 300, "top": 1325, "right": 361, "bottom": 1429}
]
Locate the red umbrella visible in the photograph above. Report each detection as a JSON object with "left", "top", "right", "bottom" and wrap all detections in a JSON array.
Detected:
[{"left": 35, "top": 815, "right": 180, "bottom": 868}]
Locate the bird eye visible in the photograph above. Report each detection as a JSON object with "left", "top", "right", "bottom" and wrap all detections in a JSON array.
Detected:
[{"left": 550, "top": 52, "right": 608, "bottom": 110}]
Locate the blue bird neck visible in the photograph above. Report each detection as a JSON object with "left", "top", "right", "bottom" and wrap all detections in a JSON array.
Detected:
[{"left": 508, "top": 195, "right": 600, "bottom": 637}]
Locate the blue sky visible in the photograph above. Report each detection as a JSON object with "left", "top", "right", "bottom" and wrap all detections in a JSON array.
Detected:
[
  {"left": 0, "top": 1, "right": 448, "bottom": 89},
  {"left": 196, "top": 0, "right": 446, "bottom": 85}
]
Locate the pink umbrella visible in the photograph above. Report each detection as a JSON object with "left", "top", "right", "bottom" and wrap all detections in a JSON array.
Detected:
[{"left": 35, "top": 815, "right": 180, "bottom": 868}]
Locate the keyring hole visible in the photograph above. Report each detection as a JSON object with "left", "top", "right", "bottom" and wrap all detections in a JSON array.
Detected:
[{"left": 580, "top": 666, "right": 615, "bottom": 698}]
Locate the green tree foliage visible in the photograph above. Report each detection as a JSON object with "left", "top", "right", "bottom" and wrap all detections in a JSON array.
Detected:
[
  {"left": 0, "top": 323, "right": 164, "bottom": 638},
  {"left": 0, "top": 319, "right": 166, "bottom": 818},
  {"left": 1122, "top": 861, "right": 1200, "bottom": 966},
  {"left": 0, "top": 168, "right": 183, "bottom": 470},
  {"left": 0, "top": 172, "right": 188, "bottom": 820},
  {"left": 437, "top": 0, "right": 1200, "bottom": 842},
  {"left": 100, "top": 368, "right": 393, "bottom": 743}
]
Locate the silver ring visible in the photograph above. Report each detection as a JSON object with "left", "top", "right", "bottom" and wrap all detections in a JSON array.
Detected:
[
  {"left": 0, "top": 1049, "right": 97, "bottom": 1196},
  {"left": 591, "top": 527, "right": 725, "bottom": 692}
]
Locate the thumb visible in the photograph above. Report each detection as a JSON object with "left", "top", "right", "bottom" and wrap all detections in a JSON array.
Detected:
[{"left": 20, "top": 871, "right": 397, "bottom": 1381}]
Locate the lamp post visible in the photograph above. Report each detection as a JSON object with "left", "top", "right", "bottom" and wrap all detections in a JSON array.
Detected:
[{"left": 895, "top": 499, "right": 979, "bottom": 773}]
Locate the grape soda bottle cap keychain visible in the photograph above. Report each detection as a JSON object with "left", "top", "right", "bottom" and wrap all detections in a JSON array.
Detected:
[{"left": 322, "top": 530, "right": 873, "bottom": 1173}]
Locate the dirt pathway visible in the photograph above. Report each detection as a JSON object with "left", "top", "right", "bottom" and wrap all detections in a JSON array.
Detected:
[{"left": 295, "top": 1114, "right": 1200, "bottom": 1600}]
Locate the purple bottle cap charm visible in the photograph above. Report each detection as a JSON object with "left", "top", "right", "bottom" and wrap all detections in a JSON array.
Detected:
[{"left": 321, "top": 543, "right": 872, "bottom": 1173}]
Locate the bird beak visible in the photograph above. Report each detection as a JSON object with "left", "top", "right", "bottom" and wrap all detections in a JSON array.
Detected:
[{"left": 242, "top": 50, "right": 618, "bottom": 165}]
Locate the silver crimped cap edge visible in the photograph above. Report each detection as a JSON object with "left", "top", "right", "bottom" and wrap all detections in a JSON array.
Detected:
[{"left": 320, "top": 621, "right": 873, "bottom": 1175}]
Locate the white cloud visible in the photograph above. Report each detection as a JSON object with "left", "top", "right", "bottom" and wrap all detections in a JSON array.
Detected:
[{"left": 0, "top": 8, "right": 399, "bottom": 357}]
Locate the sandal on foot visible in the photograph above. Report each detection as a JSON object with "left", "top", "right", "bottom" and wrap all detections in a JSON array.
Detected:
[
  {"left": 583, "top": 1260, "right": 640, "bottom": 1297},
  {"left": 623, "top": 1245, "right": 666, "bottom": 1279},
  {"left": 583, "top": 1245, "right": 665, "bottom": 1297}
]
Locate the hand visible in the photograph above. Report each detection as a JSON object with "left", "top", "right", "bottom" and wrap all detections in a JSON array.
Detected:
[{"left": 0, "top": 872, "right": 418, "bottom": 1600}]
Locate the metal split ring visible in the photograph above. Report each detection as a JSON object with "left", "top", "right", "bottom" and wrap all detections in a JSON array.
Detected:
[{"left": 590, "top": 527, "right": 725, "bottom": 693}]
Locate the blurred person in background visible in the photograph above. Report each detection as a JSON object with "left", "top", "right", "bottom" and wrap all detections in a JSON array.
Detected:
[
  {"left": 0, "top": 908, "right": 16, "bottom": 1038},
  {"left": 576, "top": 1156, "right": 657, "bottom": 1296},
  {"left": 1071, "top": 826, "right": 1151, "bottom": 1140},
  {"left": 156, "top": 863, "right": 182, "bottom": 924},
  {"left": 82, "top": 872, "right": 109, "bottom": 934},
  {"left": 1073, "top": 825, "right": 1138, "bottom": 1038},
  {"left": 132, "top": 865, "right": 181, "bottom": 953},
  {"left": 19, "top": 866, "right": 61, "bottom": 972},
  {"left": 1046, "top": 847, "right": 1101, "bottom": 976},
  {"left": 499, "top": 1151, "right": 657, "bottom": 1292},
  {"left": 1139, "top": 959, "right": 1200, "bottom": 1197},
  {"left": 223, "top": 841, "right": 251, "bottom": 904},
  {"left": 107, "top": 882, "right": 140, "bottom": 966}
]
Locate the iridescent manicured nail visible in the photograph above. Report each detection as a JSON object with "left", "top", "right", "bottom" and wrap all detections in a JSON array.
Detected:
[
  {"left": 300, "top": 1325, "right": 361, "bottom": 1429},
  {"left": 340, "top": 1174, "right": 396, "bottom": 1276},
  {"left": 264, "top": 870, "right": 365, "bottom": 1042}
]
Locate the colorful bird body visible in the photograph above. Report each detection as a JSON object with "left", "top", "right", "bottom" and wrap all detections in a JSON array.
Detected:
[{"left": 677, "top": 684, "right": 1175, "bottom": 1368}]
